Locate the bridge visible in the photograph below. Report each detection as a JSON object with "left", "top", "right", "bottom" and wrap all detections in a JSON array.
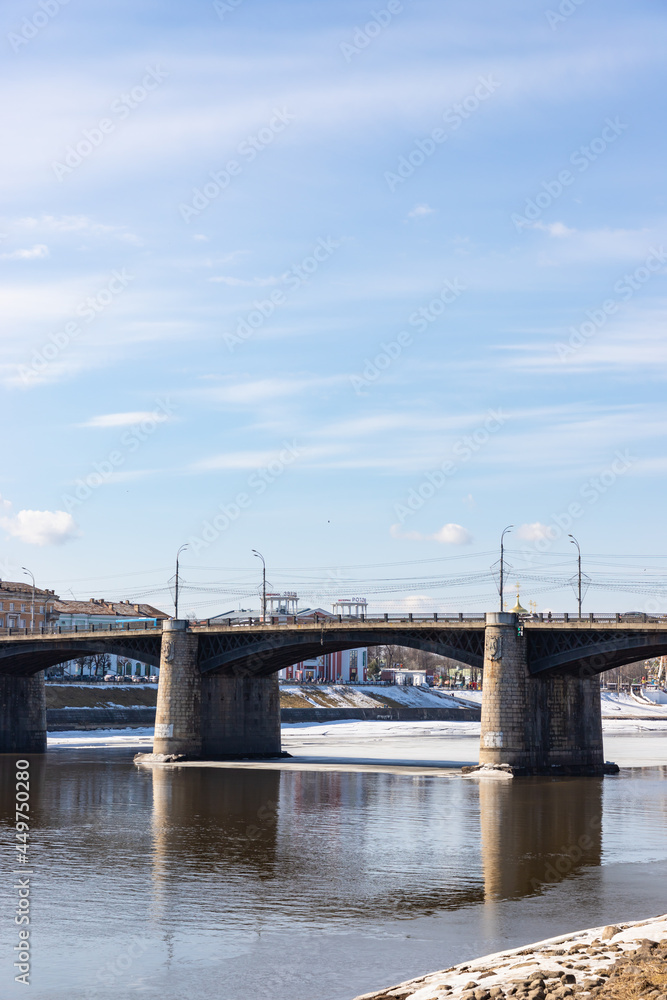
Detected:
[{"left": 2, "top": 611, "right": 666, "bottom": 774}]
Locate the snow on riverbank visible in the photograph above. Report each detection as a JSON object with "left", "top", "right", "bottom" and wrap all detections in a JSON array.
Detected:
[
  {"left": 352, "top": 913, "right": 667, "bottom": 1000},
  {"left": 281, "top": 684, "right": 467, "bottom": 709},
  {"left": 49, "top": 728, "right": 154, "bottom": 749}
]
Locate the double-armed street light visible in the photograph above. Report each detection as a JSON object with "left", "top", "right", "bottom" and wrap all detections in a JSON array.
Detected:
[
  {"left": 569, "top": 534, "right": 583, "bottom": 618},
  {"left": 499, "top": 525, "right": 514, "bottom": 613},
  {"left": 252, "top": 550, "right": 266, "bottom": 622},
  {"left": 22, "top": 567, "right": 35, "bottom": 631},
  {"left": 174, "top": 543, "right": 189, "bottom": 619}
]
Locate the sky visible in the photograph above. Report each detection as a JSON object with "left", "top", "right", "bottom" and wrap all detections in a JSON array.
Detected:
[{"left": 1, "top": 0, "right": 666, "bottom": 617}]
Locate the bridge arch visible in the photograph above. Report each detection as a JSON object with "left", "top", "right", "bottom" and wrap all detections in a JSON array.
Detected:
[
  {"left": 0, "top": 635, "right": 162, "bottom": 677},
  {"left": 196, "top": 627, "right": 485, "bottom": 676},
  {"left": 527, "top": 628, "right": 667, "bottom": 677}
]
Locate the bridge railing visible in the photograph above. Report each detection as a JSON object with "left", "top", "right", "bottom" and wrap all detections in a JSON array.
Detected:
[
  {"left": 1, "top": 612, "right": 665, "bottom": 638},
  {"left": 0, "top": 619, "right": 163, "bottom": 637},
  {"left": 191, "top": 612, "right": 488, "bottom": 627}
]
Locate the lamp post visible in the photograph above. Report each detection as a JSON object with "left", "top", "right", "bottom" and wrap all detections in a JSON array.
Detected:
[
  {"left": 252, "top": 550, "right": 266, "bottom": 622},
  {"left": 22, "top": 567, "right": 35, "bottom": 631},
  {"left": 174, "top": 543, "right": 188, "bottom": 619},
  {"left": 569, "top": 534, "right": 582, "bottom": 618},
  {"left": 499, "top": 525, "right": 514, "bottom": 612}
]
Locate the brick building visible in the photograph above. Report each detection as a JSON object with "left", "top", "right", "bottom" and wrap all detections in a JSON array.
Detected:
[{"left": 0, "top": 580, "right": 59, "bottom": 630}]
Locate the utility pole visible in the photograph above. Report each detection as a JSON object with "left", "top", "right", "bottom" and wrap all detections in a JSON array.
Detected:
[
  {"left": 22, "top": 567, "right": 35, "bottom": 631},
  {"left": 252, "top": 550, "right": 266, "bottom": 622},
  {"left": 569, "top": 534, "right": 582, "bottom": 618},
  {"left": 174, "top": 543, "right": 188, "bottom": 619},
  {"left": 499, "top": 525, "right": 513, "bottom": 612}
]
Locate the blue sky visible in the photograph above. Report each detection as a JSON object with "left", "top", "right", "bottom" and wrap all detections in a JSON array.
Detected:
[{"left": 1, "top": 0, "right": 666, "bottom": 616}]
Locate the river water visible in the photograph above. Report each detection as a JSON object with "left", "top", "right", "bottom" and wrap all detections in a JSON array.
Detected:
[{"left": 1, "top": 727, "right": 667, "bottom": 1000}]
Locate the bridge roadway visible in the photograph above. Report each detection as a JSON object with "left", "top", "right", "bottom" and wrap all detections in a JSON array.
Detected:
[{"left": 1, "top": 612, "right": 666, "bottom": 773}]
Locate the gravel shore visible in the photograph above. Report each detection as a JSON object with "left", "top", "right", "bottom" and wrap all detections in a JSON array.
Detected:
[{"left": 352, "top": 914, "right": 667, "bottom": 1000}]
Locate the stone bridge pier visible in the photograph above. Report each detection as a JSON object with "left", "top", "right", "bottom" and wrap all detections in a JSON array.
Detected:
[
  {"left": 152, "top": 621, "right": 280, "bottom": 759},
  {"left": 478, "top": 612, "right": 608, "bottom": 776},
  {"left": 0, "top": 673, "right": 46, "bottom": 754}
]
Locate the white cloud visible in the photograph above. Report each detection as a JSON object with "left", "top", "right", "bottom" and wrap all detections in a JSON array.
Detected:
[
  {"left": 1, "top": 244, "right": 49, "bottom": 260},
  {"left": 82, "top": 411, "right": 169, "bottom": 428},
  {"left": 531, "top": 221, "right": 576, "bottom": 238},
  {"left": 433, "top": 523, "right": 473, "bottom": 545},
  {"left": 1, "top": 508, "right": 79, "bottom": 546},
  {"left": 14, "top": 215, "right": 141, "bottom": 243},
  {"left": 407, "top": 203, "right": 435, "bottom": 219},
  {"left": 516, "top": 522, "right": 555, "bottom": 541},
  {"left": 390, "top": 522, "right": 473, "bottom": 545},
  {"left": 205, "top": 376, "right": 347, "bottom": 405}
]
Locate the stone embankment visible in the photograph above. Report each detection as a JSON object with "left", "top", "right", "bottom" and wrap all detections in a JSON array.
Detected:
[{"left": 352, "top": 915, "right": 667, "bottom": 1000}]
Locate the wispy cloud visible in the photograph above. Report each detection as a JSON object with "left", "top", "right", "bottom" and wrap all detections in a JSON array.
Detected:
[
  {"left": 1, "top": 244, "right": 49, "bottom": 260},
  {"left": 81, "top": 411, "right": 171, "bottom": 429}
]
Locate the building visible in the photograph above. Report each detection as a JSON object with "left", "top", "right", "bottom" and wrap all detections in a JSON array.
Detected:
[
  {"left": 211, "top": 593, "right": 370, "bottom": 683},
  {"left": 281, "top": 648, "right": 368, "bottom": 683},
  {"left": 0, "top": 580, "right": 59, "bottom": 630},
  {"left": 50, "top": 598, "right": 169, "bottom": 678}
]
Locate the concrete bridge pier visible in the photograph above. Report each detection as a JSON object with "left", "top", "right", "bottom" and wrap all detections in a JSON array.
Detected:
[
  {"left": 545, "top": 673, "right": 604, "bottom": 773},
  {"left": 201, "top": 674, "right": 281, "bottom": 757},
  {"left": 151, "top": 622, "right": 282, "bottom": 759},
  {"left": 479, "top": 612, "right": 542, "bottom": 772},
  {"left": 477, "top": 613, "right": 608, "bottom": 776},
  {"left": 153, "top": 621, "right": 202, "bottom": 757},
  {"left": 0, "top": 672, "right": 47, "bottom": 754}
]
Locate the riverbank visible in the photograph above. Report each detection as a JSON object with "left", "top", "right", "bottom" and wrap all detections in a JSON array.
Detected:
[
  {"left": 352, "top": 914, "right": 667, "bottom": 1000},
  {"left": 44, "top": 683, "right": 667, "bottom": 731}
]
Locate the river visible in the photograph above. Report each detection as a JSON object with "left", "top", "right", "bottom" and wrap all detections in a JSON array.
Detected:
[{"left": 1, "top": 724, "right": 666, "bottom": 999}]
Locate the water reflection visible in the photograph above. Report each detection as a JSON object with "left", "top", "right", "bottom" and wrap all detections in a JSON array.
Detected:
[
  {"left": 0, "top": 751, "right": 666, "bottom": 1000},
  {"left": 480, "top": 777, "right": 603, "bottom": 901}
]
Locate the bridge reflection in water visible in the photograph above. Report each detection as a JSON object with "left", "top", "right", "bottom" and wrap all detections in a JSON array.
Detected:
[
  {"left": 147, "top": 765, "right": 603, "bottom": 921},
  {"left": 2, "top": 751, "right": 666, "bottom": 999}
]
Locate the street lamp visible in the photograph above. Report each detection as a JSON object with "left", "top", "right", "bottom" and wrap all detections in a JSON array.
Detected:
[
  {"left": 569, "top": 534, "right": 582, "bottom": 618},
  {"left": 174, "top": 544, "right": 189, "bottom": 619},
  {"left": 22, "top": 567, "right": 35, "bottom": 631},
  {"left": 252, "top": 550, "right": 266, "bottom": 622},
  {"left": 499, "top": 525, "right": 514, "bottom": 613}
]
